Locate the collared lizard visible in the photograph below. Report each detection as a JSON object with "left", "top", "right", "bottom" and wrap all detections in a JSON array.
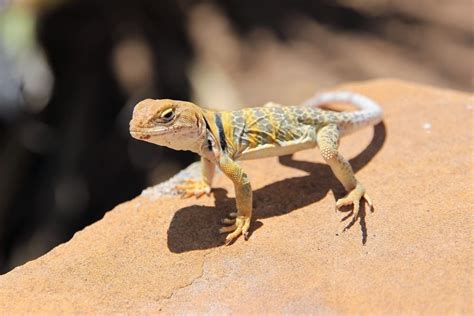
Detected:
[{"left": 129, "top": 91, "right": 382, "bottom": 244}]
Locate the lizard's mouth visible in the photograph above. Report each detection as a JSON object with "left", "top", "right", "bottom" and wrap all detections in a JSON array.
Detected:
[{"left": 130, "top": 128, "right": 168, "bottom": 140}]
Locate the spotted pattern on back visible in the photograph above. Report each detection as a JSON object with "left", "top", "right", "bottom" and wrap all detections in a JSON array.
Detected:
[{"left": 219, "top": 104, "right": 339, "bottom": 158}]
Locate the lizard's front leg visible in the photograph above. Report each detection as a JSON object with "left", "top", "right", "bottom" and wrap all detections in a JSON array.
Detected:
[
  {"left": 176, "top": 157, "right": 215, "bottom": 198},
  {"left": 317, "top": 124, "right": 373, "bottom": 219},
  {"left": 218, "top": 155, "right": 252, "bottom": 245}
]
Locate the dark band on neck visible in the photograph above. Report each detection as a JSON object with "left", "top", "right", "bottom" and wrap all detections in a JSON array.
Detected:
[
  {"left": 214, "top": 113, "right": 227, "bottom": 151},
  {"left": 202, "top": 116, "right": 213, "bottom": 152}
]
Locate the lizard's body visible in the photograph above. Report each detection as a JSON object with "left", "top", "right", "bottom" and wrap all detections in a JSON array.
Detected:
[{"left": 130, "top": 91, "right": 382, "bottom": 244}]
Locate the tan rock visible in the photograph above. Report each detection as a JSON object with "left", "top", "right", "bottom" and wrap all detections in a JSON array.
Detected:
[{"left": 0, "top": 79, "right": 472, "bottom": 314}]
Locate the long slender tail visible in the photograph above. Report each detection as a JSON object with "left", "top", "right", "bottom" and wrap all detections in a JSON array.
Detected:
[{"left": 302, "top": 91, "right": 383, "bottom": 135}]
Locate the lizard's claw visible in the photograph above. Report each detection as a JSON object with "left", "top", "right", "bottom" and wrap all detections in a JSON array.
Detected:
[
  {"left": 335, "top": 183, "right": 373, "bottom": 220},
  {"left": 219, "top": 213, "right": 250, "bottom": 245},
  {"left": 175, "top": 179, "right": 211, "bottom": 198}
]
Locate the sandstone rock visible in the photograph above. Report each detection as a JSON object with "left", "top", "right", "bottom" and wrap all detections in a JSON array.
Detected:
[{"left": 0, "top": 79, "right": 472, "bottom": 314}]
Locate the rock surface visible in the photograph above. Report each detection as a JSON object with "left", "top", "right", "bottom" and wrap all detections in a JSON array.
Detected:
[{"left": 0, "top": 79, "right": 472, "bottom": 314}]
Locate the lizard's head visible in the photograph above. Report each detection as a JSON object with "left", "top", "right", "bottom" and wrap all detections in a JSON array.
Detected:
[{"left": 129, "top": 98, "right": 206, "bottom": 152}]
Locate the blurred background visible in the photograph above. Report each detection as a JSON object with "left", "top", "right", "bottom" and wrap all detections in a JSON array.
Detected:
[{"left": 0, "top": 0, "right": 472, "bottom": 273}]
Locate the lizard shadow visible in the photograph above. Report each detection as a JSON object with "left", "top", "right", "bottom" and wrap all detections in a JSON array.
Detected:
[{"left": 167, "top": 122, "right": 386, "bottom": 252}]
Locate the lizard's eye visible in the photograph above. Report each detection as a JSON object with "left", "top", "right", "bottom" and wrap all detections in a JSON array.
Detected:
[{"left": 160, "top": 108, "right": 175, "bottom": 121}]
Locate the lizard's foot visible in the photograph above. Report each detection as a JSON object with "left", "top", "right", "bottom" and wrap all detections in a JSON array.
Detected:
[
  {"left": 175, "top": 179, "right": 211, "bottom": 198},
  {"left": 221, "top": 212, "right": 237, "bottom": 224},
  {"left": 219, "top": 213, "right": 250, "bottom": 245},
  {"left": 336, "top": 183, "right": 373, "bottom": 219}
]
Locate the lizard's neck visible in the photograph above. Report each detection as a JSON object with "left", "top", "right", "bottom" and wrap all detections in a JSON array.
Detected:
[
  {"left": 173, "top": 114, "right": 208, "bottom": 154},
  {"left": 196, "top": 110, "right": 223, "bottom": 162}
]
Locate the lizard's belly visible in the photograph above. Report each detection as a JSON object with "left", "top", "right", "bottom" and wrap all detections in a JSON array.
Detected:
[{"left": 237, "top": 140, "right": 317, "bottom": 160}]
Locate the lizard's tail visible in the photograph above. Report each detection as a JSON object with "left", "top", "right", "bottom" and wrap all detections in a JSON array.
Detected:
[{"left": 301, "top": 91, "right": 383, "bottom": 135}]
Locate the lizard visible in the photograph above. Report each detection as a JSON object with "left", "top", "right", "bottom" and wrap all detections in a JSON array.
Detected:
[{"left": 129, "top": 91, "right": 382, "bottom": 245}]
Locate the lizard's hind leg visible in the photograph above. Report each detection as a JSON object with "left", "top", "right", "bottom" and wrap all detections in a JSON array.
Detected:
[{"left": 316, "top": 124, "right": 373, "bottom": 219}]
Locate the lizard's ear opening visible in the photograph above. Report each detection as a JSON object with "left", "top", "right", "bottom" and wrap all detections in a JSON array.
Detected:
[{"left": 195, "top": 111, "right": 205, "bottom": 129}]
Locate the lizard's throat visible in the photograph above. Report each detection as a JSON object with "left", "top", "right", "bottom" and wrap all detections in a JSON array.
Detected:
[{"left": 139, "top": 130, "right": 205, "bottom": 153}]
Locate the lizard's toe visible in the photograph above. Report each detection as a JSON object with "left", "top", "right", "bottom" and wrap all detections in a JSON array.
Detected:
[
  {"left": 221, "top": 217, "right": 236, "bottom": 225},
  {"left": 364, "top": 193, "right": 374, "bottom": 212},
  {"left": 336, "top": 183, "right": 373, "bottom": 223},
  {"left": 175, "top": 178, "right": 211, "bottom": 199},
  {"left": 220, "top": 215, "right": 251, "bottom": 245}
]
